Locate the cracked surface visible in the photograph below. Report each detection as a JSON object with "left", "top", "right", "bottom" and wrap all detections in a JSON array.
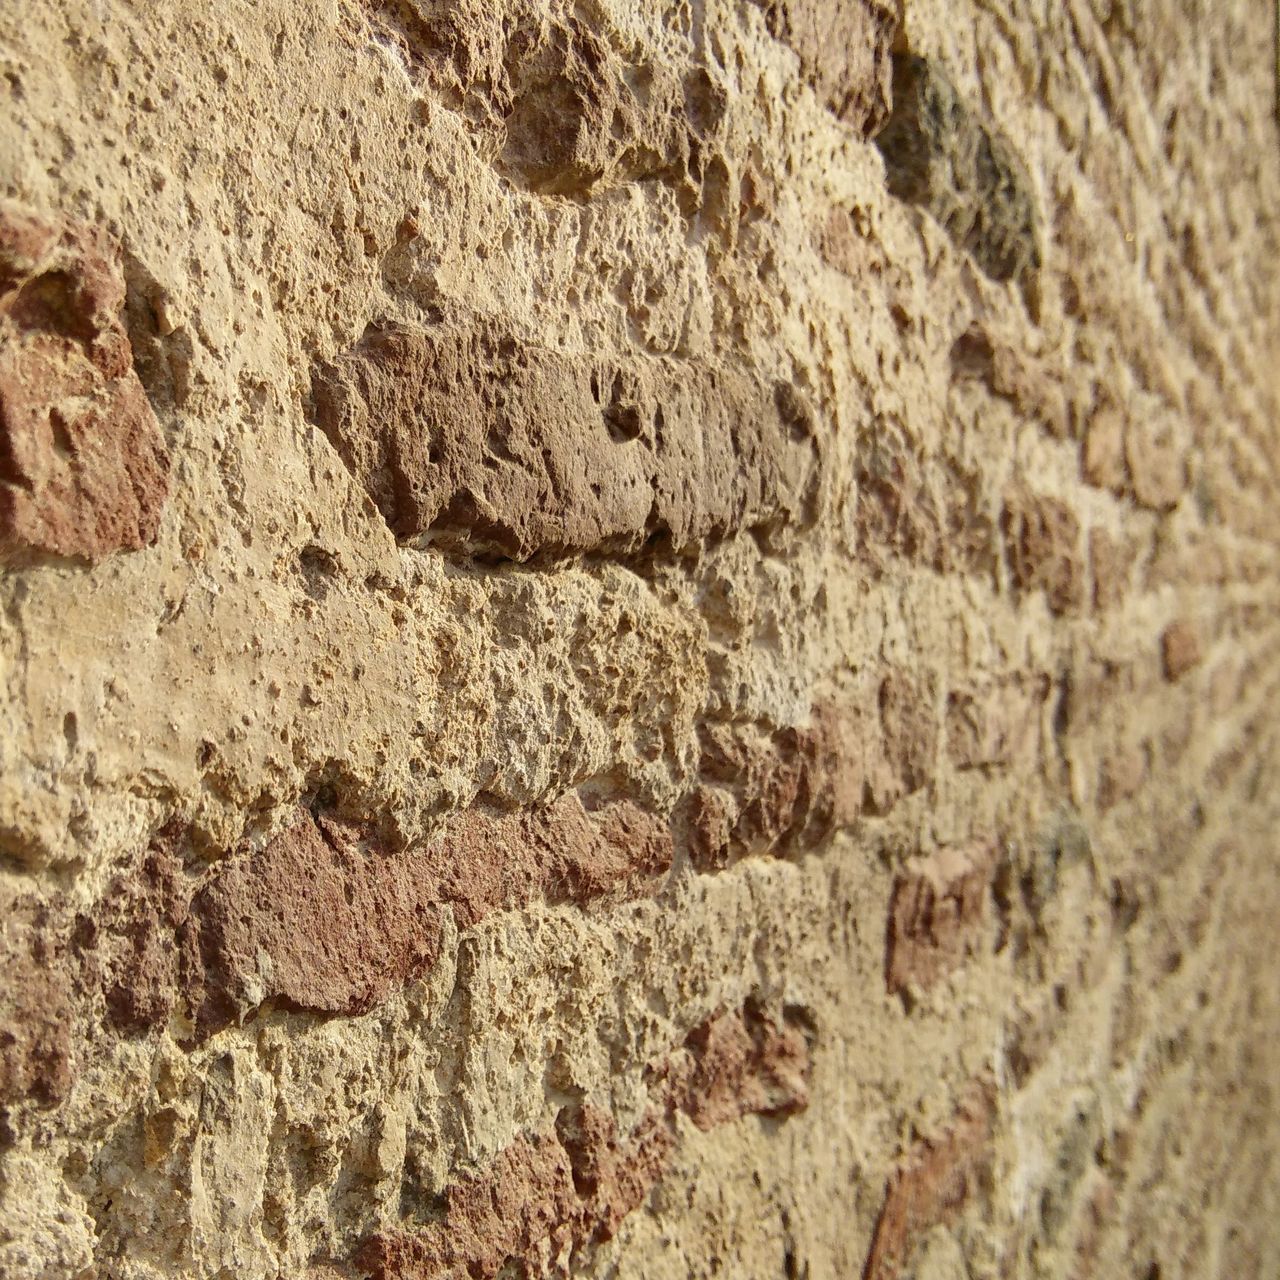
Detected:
[{"left": 1, "top": 0, "right": 1280, "bottom": 1277}]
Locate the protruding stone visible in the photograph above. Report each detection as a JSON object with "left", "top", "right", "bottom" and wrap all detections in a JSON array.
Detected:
[
  {"left": 360, "top": 1001, "right": 813, "bottom": 1279},
  {"left": 186, "top": 795, "right": 672, "bottom": 1035},
  {"left": 0, "top": 203, "right": 169, "bottom": 562},
  {"left": 0, "top": 895, "right": 75, "bottom": 1108},
  {"left": 866, "top": 672, "right": 938, "bottom": 813},
  {"left": 945, "top": 675, "right": 1047, "bottom": 771},
  {"left": 310, "top": 320, "right": 819, "bottom": 559},
  {"left": 754, "top": 0, "right": 898, "bottom": 135}
]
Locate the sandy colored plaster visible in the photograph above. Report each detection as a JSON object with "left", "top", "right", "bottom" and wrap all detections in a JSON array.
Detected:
[{"left": 0, "top": 0, "right": 1278, "bottom": 1275}]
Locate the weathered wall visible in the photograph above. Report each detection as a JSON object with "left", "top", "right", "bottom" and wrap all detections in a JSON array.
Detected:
[{"left": 2, "top": 0, "right": 1279, "bottom": 1276}]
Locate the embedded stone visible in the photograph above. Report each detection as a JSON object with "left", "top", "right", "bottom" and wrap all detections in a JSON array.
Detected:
[{"left": 0, "top": 204, "right": 169, "bottom": 562}]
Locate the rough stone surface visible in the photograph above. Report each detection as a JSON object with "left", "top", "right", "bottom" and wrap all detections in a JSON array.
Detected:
[
  {"left": 863, "top": 1085, "right": 994, "bottom": 1280},
  {"left": 186, "top": 796, "right": 670, "bottom": 1034},
  {"left": 359, "top": 1003, "right": 811, "bottom": 1278},
  {"left": 875, "top": 55, "right": 1041, "bottom": 286},
  {"left": 0, "top": 204, "right": 170, "bottom": 562},
  {"left": 885, "top": 842, "right": 997, "bottom": 997},
  {"left": 309, "top": 318, "right": 820, "bottom": 557},
  {"left": 0, "top": 895, "right": 74, "bottom": 1108},
  {"left": 2, "top": 1, "right": 1280, "bottom": 1278},
  {"left": 1161, "top": 619, "right": 1203, "bottom": 682},
  {"left": 753, "top": 0, "right": 897, "bottom": 134}
]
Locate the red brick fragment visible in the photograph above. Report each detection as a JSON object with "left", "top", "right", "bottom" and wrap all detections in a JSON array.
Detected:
[
  {"left": 854, "top": 426, "right": 995, "bottom": 579},
  {"left": 885, "top": 842, "right": 997, "bottom": 995},
  {"left": 690, "top": 681, "right": 938, "bottom": 868},
  {"left": 0, "top": 894, "right": 75, "bottom": 1108},
  {"left": 363, "top": 1130, "right": 584, "bottom": 1280},
  {"left": 310, "top": 319, "right": 817, "bottom": 559},
  {"left": 360, "top": 1003, "right": 813, "bottom": 1280},
  {"left": 863, "top": 1085, "right": 995, "bottom": 1280},
  {"left": 186, "top": 793, "right": 672, "bottom": 1035},
  {"left": 0, "top": 202, "right": 169, "bottom": 561},
  {"left": 0, "top": 793, "right": 673, "bottom": 1103},
  {"left": 689, "top": 699, "right": 865, "bottom": 870},
  {"left": 753, "top": 0, "right": 898, "bottom": 135},
  {"left": 865, "top": 671, "right": 937, "bottom": 814},
  {"left": 652, "top": 1000, "right": 812, "bottom": 1129},
  {"left": 185, "top": 811, "right": 446, "bottom": 1033},
  {"left": 555, "top": 1104, "right": 676, "bottom": 1245},
  {"left": 84, "top": 836, "right": 190, "bottom": 1034},
  {"left": 0, "top": 827, "right": 191, "bottom": 1110}
]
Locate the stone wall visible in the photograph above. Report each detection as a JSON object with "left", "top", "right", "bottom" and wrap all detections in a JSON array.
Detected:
[{"left": 2, "top": 1, "right": 1279, "bottom": 1276}]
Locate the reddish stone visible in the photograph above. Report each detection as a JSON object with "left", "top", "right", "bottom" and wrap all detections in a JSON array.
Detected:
[
  {"left": 854, "top": 417, "right": 999, "bottom": 580},
  {"left": 885, "top": 842, "right": 997, "bottom": 995},
  {"left": 690, "top": 698, "right": 865, "bottom": 869},
  {"left": 863, "top": 1085, "right": 995, "bottom": 1280},
  {"left": 753, "top": 0, "right": 897, "bottom": 135},
  {"left": 0, "top": 792, "right": 674, "bottom": 1102},
  {"left": 0, "top": 203, "right": 169, "bottom": 561},
  {"left": 0, "top": 894, "right": 75, "bottom": 1108},
  {"left": 186, "top": 794, "right": 672, "bottom": 1035},
  {"left": 185, "top": 811, "right": 447, "bottom": 1033},
  {"left": 361, "top": 1002, "right": 813, "bottom": 1279},
  {"left": 692, "top": 685, "right": 926, "bottom": 839},
  {"left": 654, "top": 1001, "right": 813, "bottom": 1130},
  {"left": 855, "top": 430, "right": 945, "bottom": 574},
  {"left": 310, "top": 320, "right": 817, "bottom": 559},
  {"left": 0, "top": 828, "right": 190, "bottom": 1111},
  {"left": 865, "top": 672, "right": 937, "bottom": 814},
  {"left": 687, "top": 784, "right": 739, "bottom": 871},
  {"left": 360, "top": 1130, "right": 583, "bottom": 1279},
  {"left": 555, "top": 1104, "right": 676, "bottom": 1245},
  {"left": 84, "top": 835, "right": 190, "bottom": 1035},
  {"left": 1089, "top": 528, "right": 1130, "bottom": 612}
]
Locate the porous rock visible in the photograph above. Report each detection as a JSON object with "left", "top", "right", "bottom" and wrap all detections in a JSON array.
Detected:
[{"left": 1, "top": 0, "right": 1279, "bottom": 1276}]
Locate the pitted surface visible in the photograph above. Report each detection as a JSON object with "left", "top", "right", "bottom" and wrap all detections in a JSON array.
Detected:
[{"left": 1, "top": 1, "right": 1279, "bottom": 1277}]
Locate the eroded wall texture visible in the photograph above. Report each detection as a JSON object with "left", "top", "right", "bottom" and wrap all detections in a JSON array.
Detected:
[{"left": 2, "top": 1, "right": 1279, "bottom": 1276}]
